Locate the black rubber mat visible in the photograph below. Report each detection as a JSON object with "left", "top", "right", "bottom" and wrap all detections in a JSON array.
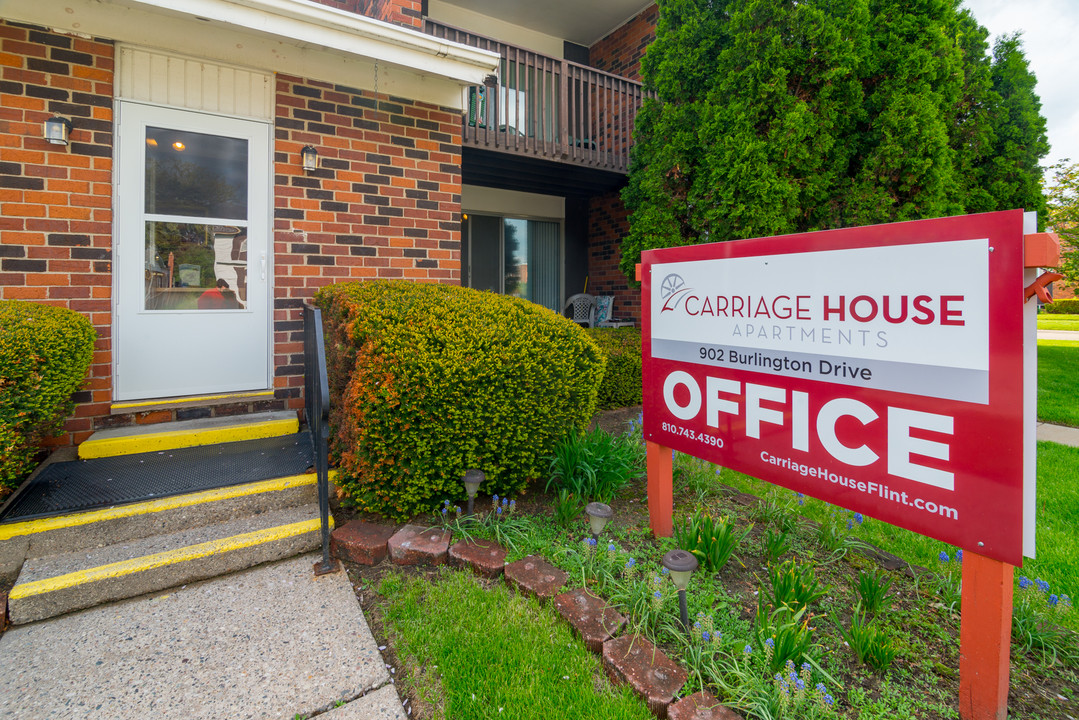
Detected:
[{"left": 0, "top": 433, "right": 314, "bottom": 522}]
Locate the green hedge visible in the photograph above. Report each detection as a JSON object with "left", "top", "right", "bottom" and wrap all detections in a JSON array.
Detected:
[
  {"left": 585, "top": 327, "right": 642, "bottom": 409},
  {"left": 1044, "top": 298, "right": 1079, "bottom": 314},
  {"left": 1, "top": 301, "right": 95, "bottom": 490},
  {"left": 316, "top": 281, "right": 605, "bottom": 520}
]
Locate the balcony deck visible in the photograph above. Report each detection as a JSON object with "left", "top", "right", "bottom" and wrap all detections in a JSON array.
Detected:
[{"left": 426, "top": 20, "right": 647, "bottom": 177}]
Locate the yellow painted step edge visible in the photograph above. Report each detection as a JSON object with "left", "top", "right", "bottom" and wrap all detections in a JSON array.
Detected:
[
  {"left": 112, "top": 391, "right": 274, "bottom": 411},
  {"left": 79, "top": 417, "right": 299, "bottom": 459},
  {"left": 0, "top": 472, "right": 336, "bottom": 542},
  {"left": 9, "top": 516, "right": 333, "bottom": 600}
]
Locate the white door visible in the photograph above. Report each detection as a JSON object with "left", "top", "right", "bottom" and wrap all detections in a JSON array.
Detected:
[{"left": 114, "top": 102, "right": 271, "bottom": 401}]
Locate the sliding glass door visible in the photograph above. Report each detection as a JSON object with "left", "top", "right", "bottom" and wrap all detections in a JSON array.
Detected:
[{"left": 464, "top": 214, "right": 562, "bottom": 312}]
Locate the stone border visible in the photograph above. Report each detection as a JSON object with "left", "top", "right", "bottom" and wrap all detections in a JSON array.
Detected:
[{"left": 331, "top": 520, "right": 743, "bottom": 719}]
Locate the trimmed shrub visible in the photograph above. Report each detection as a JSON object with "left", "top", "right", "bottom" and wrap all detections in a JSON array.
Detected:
[
  {"left": 585, "top": 327, "right": 642, "bottom": 409},
  {"left": 316, "top": 280, "right": 606, "bottom": 520},
  {"left": 1, "top": 301, "right": 95, "bottom": 491},
  {"left": 1044, "top": 298, "right": 1079, "bottom": 314}
]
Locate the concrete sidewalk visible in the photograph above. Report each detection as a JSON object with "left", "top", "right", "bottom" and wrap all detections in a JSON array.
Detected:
[
  {"left": 1038, "top": 422, "right": 1079, "bottom": 448},
  {"left": 0, "top": 554, "right": 405, "bottom": 720},
  {"left": 1037, "top": 329, "right": 1079, "bottom": 341}
]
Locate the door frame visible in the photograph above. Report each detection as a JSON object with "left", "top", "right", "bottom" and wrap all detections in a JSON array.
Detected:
[{"left": 111, "top": 99, "right": 275, "bottom": 401}]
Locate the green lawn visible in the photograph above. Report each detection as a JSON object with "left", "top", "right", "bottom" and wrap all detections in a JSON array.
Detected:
[
  {"left": 1039, "top": 339, "right": 1079, "bottom": 427},
  {"left": 1038, "top": 313, "right": 1079, "bottom": 331},
  {"left": 377, "top": 569, "right": 653, "bottom": 720}
]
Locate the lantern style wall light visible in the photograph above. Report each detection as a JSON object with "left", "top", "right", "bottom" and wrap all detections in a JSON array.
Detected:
[
  {"left": 301, "top": 145, "right": 319, "bottom": 173},
  {"left": 585, "top": 502, "right": 613, "bottom": 542},
  {"left": 662, "top": 549, "right": 699, "bottom": 630},
  {"left": 462, "top": 469, "right": 484, "bottom": 516},
  {"left": 45, "top": 116, "right": 72, "bottom": 146}
]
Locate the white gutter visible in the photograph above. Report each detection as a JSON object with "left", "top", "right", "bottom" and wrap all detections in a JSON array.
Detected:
[
  {"left": 129, "top": 0, "right": 500, "bottom": 84},
  {"left": 3, "top": 0, "right": 500, "bottom": 106}
]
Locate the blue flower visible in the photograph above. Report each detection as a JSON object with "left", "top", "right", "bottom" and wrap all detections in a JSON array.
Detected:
[
  {"left": 1049, "top": 594, "right": 1060, "bottom": 607},
  {"left": 846, "top": 519, "right": 853, "bottom": 530},
  {"left": 795, "top": 679, "right": 805, "bottom": 692},
  {"left": 654, "top": 591, "right": 662, "bottom": 599},
  {"left": 702, "top": 631, "right": 710, "bottom": 641},
  {"left": 587, "top": 537, "right": 597, "bottom": 547},
  {"left": 661, "top": 567, "right": 670, "bottom": 575},
  {"left": 824, "top": 694, "right": 834, "bottom": 706},
  {"left": 496, "top": 506, "right": 503, "bottom": 515},
  {"left": 443, "top": 499, "right": 451, "bottom": 507},
  {"left": 441, "top": 507, "right": 448, "bottom": 516},
  {"left": 625, "top": 558, "right": 636, "bottom": 568},
  {"left": 816, "top": 682, "right": 827, "bottom": 693},
  {"left": 694, "top": 621, "right": 701, "bottom": 629},
  {"left": 853, "top": 512, "right": 864, "bottom": 524},
  {"left": 1035, "top": 578, "right": 1050, "bottom": 593},
  {"left": 955, "top": 548, "right": 963, "bottom": 562},
  {"left": 502, "top": 497, "right": 509, "bottom": 507},
  {"left": 493, "top": 494, "right": 499, "bottom": 503},
  {"left": 775, "top": 673, "right": 783, "bottom": 682},
  {"left": 509, "top": 499, "right": 516, "bottom": 509},
  {"left": 938, "top": 551, "right": 950, "bottom": 562},
  {"left": 715, "top": 467, "right": 722, "bottom": 475},
  {"left": 1062, "top": 595, "right": 1072, "bottom": 607},
  {"left": 1018, "top": 576, "right": 1032, "bottom": 589},
  {"left": 608, "top": 543, "right": 617, "bottom": 552},
  {"left": 802, "top": 662, "right": 812, "bottom": 672},
  {"left": 765, "top": 637, "right": 775, "bottom": 648},
  {"left": 744, "top": 644, "right": 752, "bottom": 655}
]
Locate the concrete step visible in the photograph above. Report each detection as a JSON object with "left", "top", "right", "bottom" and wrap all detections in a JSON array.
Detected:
[
  {"left": 0, "top": 473, "right": 320, "bottom": 560},
  {"left": 78, "top": 411, "right": 299, "bottom": 459},
  {"left": 7, "top": 503, "right": 331, "bottom": 625}
]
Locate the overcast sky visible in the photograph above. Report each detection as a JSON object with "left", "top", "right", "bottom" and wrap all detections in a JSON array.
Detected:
[{"left": 961, "top": 0, "right": 1079, "bottom": 174}]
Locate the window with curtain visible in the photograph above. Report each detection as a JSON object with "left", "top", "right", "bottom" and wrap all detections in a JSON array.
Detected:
[{"left": 464, "top": 214, "right": 561, "bottom": 312}]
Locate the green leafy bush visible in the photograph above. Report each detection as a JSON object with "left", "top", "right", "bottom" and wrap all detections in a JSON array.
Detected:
[
  {"left": 585, "top": 328, "right": 641, "bottom": 409},
  {"left": 673, "top": 510, "right": 752, "bottom": 572},
  {"left": 1044, "top": 298, "right": 1079, "bottom": 314},
  {"left": 545, "top": 426, "right": 645, "bottom": 502},
  {"left": 316, "top": 281, "right": 605, "bottom": 520},
  {"left": 1, "top": 301, "right": 95, "bottom": 491}
]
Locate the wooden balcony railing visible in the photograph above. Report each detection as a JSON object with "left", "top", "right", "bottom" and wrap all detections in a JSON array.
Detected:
[{"left": 425, "top": 19, "right": 647, "bottom": 174}]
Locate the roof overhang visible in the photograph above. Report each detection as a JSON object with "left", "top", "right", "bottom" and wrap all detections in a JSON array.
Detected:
[{"left": 2, "top": 0, "right": 500, "bottom": 109}]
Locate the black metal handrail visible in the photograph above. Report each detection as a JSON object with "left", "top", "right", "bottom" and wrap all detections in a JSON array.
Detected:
[{"left": 304, "top": 303, "right": 337, "bottom": 575}]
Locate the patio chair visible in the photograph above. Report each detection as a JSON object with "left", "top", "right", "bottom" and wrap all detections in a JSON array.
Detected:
[
  {"left": 596, "top": 295, "right": 635, "bottom": 328},
  {"left": 563, "top": 293, "right": 597, "bottom": 327}
]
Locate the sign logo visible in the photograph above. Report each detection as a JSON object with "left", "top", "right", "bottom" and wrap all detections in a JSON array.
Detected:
[{"left": 660, "top": 273, "right": 691, "bottom": 313}]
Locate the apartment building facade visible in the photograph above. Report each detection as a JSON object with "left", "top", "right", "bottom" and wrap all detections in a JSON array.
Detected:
[{"left": 0, "top": 0, "right": 657, "bottom": 446}]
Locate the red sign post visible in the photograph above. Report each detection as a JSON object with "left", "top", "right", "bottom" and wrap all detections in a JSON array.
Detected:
[{"left": 639, "top": 210, "right": 1048, "bottom": 720}]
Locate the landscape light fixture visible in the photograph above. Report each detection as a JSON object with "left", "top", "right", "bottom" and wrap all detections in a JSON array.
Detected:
[
  {"left": 662, "top": 549, "right": 699, "bottom": 630},
  {"left": 462, "top": 469, "right": 484, "bottom": 516},
  {"left": 301, "top": 145, "right": 319, "bottom": 173},
  {"left": 585, "top": 502, "right": 613, "bottom": 542},
  {"left": 45, "top": 116, "right": 72, "bottom": 146}
]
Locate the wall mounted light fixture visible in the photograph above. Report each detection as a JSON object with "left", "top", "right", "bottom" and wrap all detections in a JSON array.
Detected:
[
  {"left": 45, "top": 116, "right": 72, "bottom": 146},
  {"left": 301, "top": 145, "right": 319, "bottom": 173}
]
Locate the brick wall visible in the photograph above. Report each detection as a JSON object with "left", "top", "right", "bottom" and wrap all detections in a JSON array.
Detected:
[
  {"left": 0, "top": 21, "right": 114, "bottom": 446},
  {"left": 584, "top": 4, "right": 659, "bottom": 323},
  {"left": 272, "top": 75, "right": 462, "bottom": 409},
  {"left": 588, "top": 3, "right": 658, "bottom": 82},
  {"left": 310, "top": 0, "right": 422, "bottom": 29},
  {"left": 587, "top": 191, "right": 638, "bottom": 321}
]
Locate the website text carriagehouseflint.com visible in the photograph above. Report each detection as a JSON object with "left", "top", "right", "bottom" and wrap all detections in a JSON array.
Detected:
[{"left": 760, "top": 451, "right": 959, "bottom": 520}]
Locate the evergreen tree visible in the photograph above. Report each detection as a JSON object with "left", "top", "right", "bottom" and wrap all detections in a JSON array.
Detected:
[
  {"left": 620, "top": 0, "right": 1049, "bottom": 277},
  {"left": 977, "top": 32, "right": 1050, "bottom": 225},
  {"left": 1046, "top": 161, "right": 1079, "bottom": 292}
]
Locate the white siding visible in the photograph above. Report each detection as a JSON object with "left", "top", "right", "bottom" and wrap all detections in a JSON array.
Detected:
[{"left": 117, "top": 46, "right": 273, "bottom": 121}]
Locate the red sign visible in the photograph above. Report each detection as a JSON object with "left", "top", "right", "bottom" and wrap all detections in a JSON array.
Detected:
[{"left": 641, "top": 211, "right": 1027, "bottom": 565}]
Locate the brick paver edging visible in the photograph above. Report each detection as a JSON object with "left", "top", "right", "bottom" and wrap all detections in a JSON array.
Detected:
[{"left": 331, "top": 519, "right": 743, "bottom": 719}]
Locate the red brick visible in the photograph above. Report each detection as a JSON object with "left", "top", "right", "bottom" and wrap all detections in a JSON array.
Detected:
[
  {"left": 330, "top": 520, "right": 396, "bottom": 565},
  {"left": 504, "top": 555, "right": 568, "bottom": 601},
  {"left": 602, "top": 634, "right": 687, "bottom": 718},
  {"left": 667, "top": 692, "right": 744, "bottom": 720},
  {"left": 386, "top": 524, "right": 451, "bottom": 566}
]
